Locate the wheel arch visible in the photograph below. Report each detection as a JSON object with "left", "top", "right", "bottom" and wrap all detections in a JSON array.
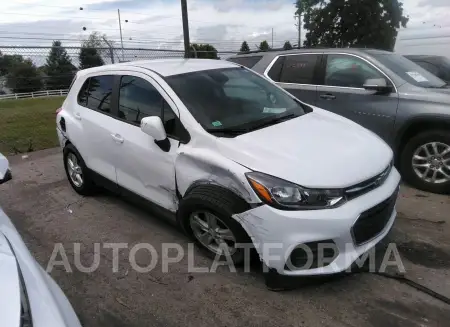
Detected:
[
  {"left": 175, "top": 150, "right": 260, "bottom": 205},
  {"left": 395, "top": 115, "right": 450, "bottom": 164}
]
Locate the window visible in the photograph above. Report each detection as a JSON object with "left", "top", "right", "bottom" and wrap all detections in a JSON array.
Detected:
[
  {"left": 118, "top": 76, "right": 164, "bottom": 124},
  {"left": 267, "top": 56, "right": 285, "bottom": 82},
  {"left": 162, "top": 101, "right": 177, "bottom": 135},
  {"left": 413, "top": 61, "right": 439, "bottom": 76},
  {"left": 324, "top": 55, "right": 384, "bottom": 88},
  {"left": 77, "top": 79, "right": 89, "bottom": 106},
  {"left": 280, "top": 54, "right": 319, "bottom": 84},
  {"left": 166, "top": 67, "right": 305, "bottom": 132},
  {"left": 86, "top": 75, "right": 114, "bottom": 113},
  {"left": 227, "top": 56, "right": 263, "bottom": 68},
  {"left": 372, "top": 53, "right": 445, "bottom": 88}
]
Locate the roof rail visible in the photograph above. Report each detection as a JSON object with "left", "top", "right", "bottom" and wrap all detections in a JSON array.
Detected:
[{"left": 236, "top": 46, "right": 390, "bottom": 55}]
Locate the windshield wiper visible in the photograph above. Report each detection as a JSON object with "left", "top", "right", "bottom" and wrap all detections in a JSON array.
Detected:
[
  {"left": 206, "top": 127, "right": 250, "bottom": 136},
  {"left": 247, "top": 113, "right": 299, "bottom": 131},
  {"left": 427, "top": 83, "right": 448, "bottom": 89}
]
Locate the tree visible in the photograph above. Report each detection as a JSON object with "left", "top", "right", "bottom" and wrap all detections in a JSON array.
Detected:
[
  {"left": 45, "top": 41, "right": 75, "bottom": 90},
  {"left": 240, "top": 41, "right": 250, "bottom": 53},
  {"left": 259, "top": 40, "right": 270, "bottom": 51},
  {"left": 283, "top": 41, "right": 293, "bottom": 50},
  {"left": 0, "top": 52, "right": 24, "bottom": 76},
  {"left": 79, "top": 32, "right": 105, "bottom": 69},
  {"left": 296, "top": 0, "right": 408, "bottom": 50},
  {"left": 6, "top": 59, "right": 43, "bottom": 93},
  {"left": 189, "top": 43, "right": 219, "bottom": 59}
]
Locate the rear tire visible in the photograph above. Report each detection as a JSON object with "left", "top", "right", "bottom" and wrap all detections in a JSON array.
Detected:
[
  {"left": 400, "top": 130, "right": 450, "bottom": 194},
  {"left": 178, "top": 185, "right": 252, "bottom": 265},
  {"left": 63, "top": 144, "right": 96, "bottom": 195}
]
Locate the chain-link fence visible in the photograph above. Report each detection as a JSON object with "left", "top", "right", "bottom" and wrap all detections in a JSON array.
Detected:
[{"left": 0, "top": 45, "right": 237, "bottom": 96}]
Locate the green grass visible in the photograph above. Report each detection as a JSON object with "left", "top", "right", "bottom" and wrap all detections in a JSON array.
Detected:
[{"left": 0, "top": 97, "right": 65, "bottom": 154}]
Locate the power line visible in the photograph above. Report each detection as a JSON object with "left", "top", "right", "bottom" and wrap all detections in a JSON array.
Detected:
[
  {"left": 0, "top": 5, "right": 224, "bottom": 25},
  {"left": 398, "top": 35, "right": 450, "bottom": 41}
]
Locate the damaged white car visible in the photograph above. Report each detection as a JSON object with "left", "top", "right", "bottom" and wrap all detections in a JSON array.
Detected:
[
  {"left": 0, "top": 153, "right": 82, "bottom": 327},
  {"left": 57, "top": 59, "right": 400, "bottom": 276}
]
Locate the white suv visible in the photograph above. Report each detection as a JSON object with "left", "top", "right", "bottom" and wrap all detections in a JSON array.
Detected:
[{"left": 57, "top": 59, "right": 400, "bottom": 276}]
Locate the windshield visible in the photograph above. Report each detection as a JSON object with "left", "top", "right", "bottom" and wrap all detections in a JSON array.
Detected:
[
  {"left": 165, "top": 67, "right": 306, "bottom": 134},
  {"left": 372, "top": 53, "right": 446, "bottom": 88}
]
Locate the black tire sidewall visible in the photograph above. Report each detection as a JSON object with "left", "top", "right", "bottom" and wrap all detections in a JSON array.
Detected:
[{"left": 400, "top": 130, "right": 450, "bottom": 194}]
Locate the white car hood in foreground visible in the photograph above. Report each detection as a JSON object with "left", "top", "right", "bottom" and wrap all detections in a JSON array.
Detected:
[
  {"left": 0, "top": 207, "right": 82, "bottom": 327},
  {"left": 0, "top": 153, "right": 8, "bottom": 180},
  {"left": 0, "top": 232, "right": 21, "bottom": 327},
  {"left": 217, "top": 108, "right": 393, "bottom": 188}
]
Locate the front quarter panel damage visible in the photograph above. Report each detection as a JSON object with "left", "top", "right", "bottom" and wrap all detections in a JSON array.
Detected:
[{"left": 175, "top": 149, "right": 260, "bottom": 204}]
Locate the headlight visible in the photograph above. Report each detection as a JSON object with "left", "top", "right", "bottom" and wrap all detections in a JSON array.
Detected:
[{"left": 246, "top": 172, "right": 345, "bottom": 210}]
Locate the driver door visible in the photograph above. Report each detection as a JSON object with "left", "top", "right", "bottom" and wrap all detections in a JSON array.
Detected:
[
  {"left": 315, "top": 53, "right": 399, "bottom": 142},
  {"left": 112, "top": 71, "right": 180, "bottom": 212}
]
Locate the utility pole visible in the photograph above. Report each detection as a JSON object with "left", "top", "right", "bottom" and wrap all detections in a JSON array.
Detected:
[
  {"left": 102, "top": 37, "right": 115, "bottom": 64},
  {"left": 271, "top": 28, "right": 274, "bottom": 48},
  {"left": 296, "top": 14, "right": 302, "bottom": 48},
  {"left": 180, "top": 0, "right": 191, "bottom": 58},
  {"left": 118, "top": 9, "right": 125, "bottom": 61}
]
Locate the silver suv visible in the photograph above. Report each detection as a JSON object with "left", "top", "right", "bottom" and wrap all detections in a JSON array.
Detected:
[{"left": 228, "top": 49, "right": 450, "bottom": 194}]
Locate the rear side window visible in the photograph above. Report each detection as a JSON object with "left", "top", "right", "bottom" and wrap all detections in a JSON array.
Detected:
[
  {"left": 118, "top": 75, "right": 165, "bottom": 124},
  {"left": 77, "top": 79, "right": 89, "bottom": 106},
  {"left": 86, "top": 75, "right": 114, "bottom": 113},
  {"left": 228, "top": 56, "right": 263, "bottom": 68},
  {"left": 267, "top": 56, "right": 285, "bottom": 82},
  {"left": 280, "top": 54, "right": 319, "bottom": 84}
]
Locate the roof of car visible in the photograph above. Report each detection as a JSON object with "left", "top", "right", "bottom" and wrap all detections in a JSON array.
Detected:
[
  {"left": 404, "top": 54, "right": 443, "bottom": 60},
  {"left": 231, "top": 48, "right": 392, "bottom": 57},
  {"left": 77, "top": 59, "right": 239, "bottom": 77}
]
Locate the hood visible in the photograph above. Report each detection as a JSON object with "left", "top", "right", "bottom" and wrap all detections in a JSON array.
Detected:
[
  {"left": 398, "top": 83, "right": 450, "bottom": 105},
  {"left": 0, "top": 153, "right": 8, "bottom": 180},
  {"left": 0, "top": 232, "right": 21, "bottom": 327},
  {"left": 216, "top": 108, "right": 393, "bottom": 189}
]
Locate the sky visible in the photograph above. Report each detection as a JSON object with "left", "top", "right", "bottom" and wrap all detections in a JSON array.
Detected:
[{"left": 0, "top": 0, "right": 449, "bottom": 57}]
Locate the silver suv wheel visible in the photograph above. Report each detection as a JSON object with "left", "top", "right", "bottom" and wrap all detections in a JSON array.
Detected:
[{"left": 412, "top": 142, "right": 450, "bottom": 184}]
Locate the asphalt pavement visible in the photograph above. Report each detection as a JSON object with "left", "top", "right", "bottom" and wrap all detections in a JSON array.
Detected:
[{"left": 1, "top": 148, "right": 450, "bottom": 327}]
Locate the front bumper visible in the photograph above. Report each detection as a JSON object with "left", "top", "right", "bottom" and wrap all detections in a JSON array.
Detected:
[{"left": 234, "top": 168, "right": 401, "bottom": 276}]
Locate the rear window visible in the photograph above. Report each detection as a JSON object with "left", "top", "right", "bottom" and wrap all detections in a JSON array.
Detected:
[
  {"left": 280, "top": 54, "right": 319, "bottom": 85},
  {"left": 77, "top": 75, "right": 114, "bottom": 113},
  {"left": 227, "top": 56, "right": 263, "bottom": 68}
]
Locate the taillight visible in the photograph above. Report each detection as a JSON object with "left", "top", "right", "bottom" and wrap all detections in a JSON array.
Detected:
[{"left": 56, "top": 107, "right": 62, "bottom": 115}]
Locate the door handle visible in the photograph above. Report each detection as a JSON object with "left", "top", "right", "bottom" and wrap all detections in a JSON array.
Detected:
[
  {"left": 320, "top": 94, "right": 336, "bottom": 100},
  {"left": 111, "top": 133, "right": 124, "bottom": 144},
  {"left": 74, "top": 112, "right": 82, "bottom": 120}
]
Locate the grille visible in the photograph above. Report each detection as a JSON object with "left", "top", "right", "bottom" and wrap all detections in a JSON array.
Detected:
[
  {"left": 345, "top": 162, "right": 393, "bottom": 200},
  {"left": 351, "top": 188, "right": 398, "bottom": 246}
]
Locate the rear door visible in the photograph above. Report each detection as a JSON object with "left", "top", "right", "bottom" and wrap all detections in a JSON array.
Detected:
[
  {"left": 315, "top": 53, "right": 399, "bottom": 141},
  {"left": 265, "top": 53, "right": 322, "bottom": 105},
  {"left": 71, "top": 74, "right": 121, "bottom": 184}
]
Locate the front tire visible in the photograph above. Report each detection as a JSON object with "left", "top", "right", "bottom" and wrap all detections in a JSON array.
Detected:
[
  {"left": 63, "top": 144, "right": 96, "bottom": 195},
  {"left": 400, "top": 130, "right": 450, "bottom": 194},
  {"left": 178, "top": 185, "right": 252, "bottom": 265}
]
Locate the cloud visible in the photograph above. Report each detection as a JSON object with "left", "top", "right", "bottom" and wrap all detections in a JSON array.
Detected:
[
  {"left": 0, "top": 0, "right": 448, "bottom": 58},
  {"left": 418, "top": 0, "right": 450, "bottom": 8}
]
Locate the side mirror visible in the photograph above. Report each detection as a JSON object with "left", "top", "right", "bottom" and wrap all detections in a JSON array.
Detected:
[
  {"left": 141, "top": 116, "right": 167, "bottom": 141},
  {"left": 140, "top": 116, "right": 170, "bottom": 152},
  {"left": 0, "top": 153, "right": 12, "bottom": 185},
  {"left": 363, "top": 78, "right": 393, "bottom": 94}
]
